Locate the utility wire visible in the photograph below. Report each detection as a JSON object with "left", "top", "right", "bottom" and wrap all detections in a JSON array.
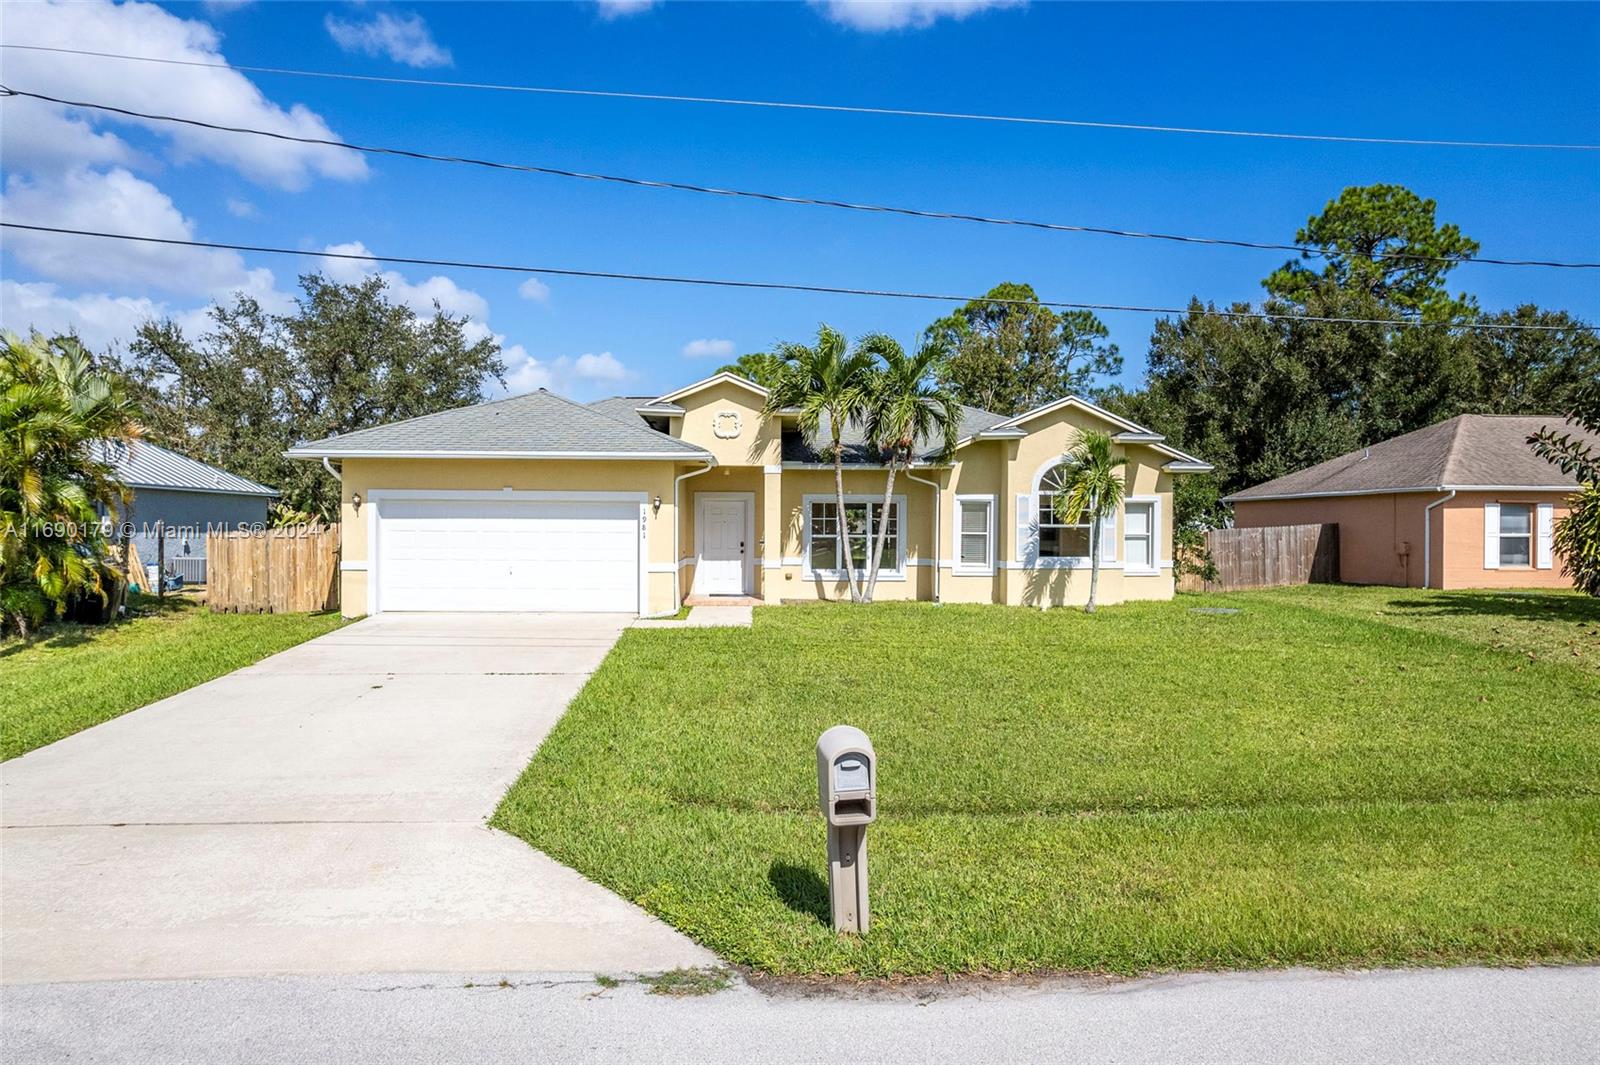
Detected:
[
  {"left": 2, "top": 85, "right": 1594, "bottom": 271},
  {"left": 3, "top": 42, "right": 1596, "bottom": 152},
  {"left": 3, "top": 223, "right": 1591, "bottom": 333}
]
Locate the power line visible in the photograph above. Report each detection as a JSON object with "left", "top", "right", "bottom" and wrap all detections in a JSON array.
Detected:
[
  {"left": 3, "top": 85, "right": 1594, "bottom": 271},
  {"left": 3, "top": 222, "right": 1591, "bottom": 334},
  {"left": 3, "top": 42, "right": 1596, "bottom": 152}
]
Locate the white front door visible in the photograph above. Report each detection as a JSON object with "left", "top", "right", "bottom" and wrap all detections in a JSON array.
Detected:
[{"left": 699, "top": 500, "right": 747, "bottom": 595}]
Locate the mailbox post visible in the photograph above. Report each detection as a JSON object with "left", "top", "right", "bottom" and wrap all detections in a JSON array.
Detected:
[{"left": 816, "top": 725, "right": 875, "bottom": 935}]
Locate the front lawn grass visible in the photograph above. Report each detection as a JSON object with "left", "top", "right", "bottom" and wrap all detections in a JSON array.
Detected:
[
  {"left": 1, "top": 595, "right": 348, "bottom": 760},
  {"left": 493, "top": 589, "right": 1600, "bottom": 977}
]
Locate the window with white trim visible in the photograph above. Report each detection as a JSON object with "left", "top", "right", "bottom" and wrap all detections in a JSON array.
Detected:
[
  {"left": 956, "top": 497, "right": 993, "bottom": 573},
  {"left": 1498, "top": 503, "right": 1532, "bottom": 566},
  {"left": 1123, "top": 501, "right": 1155, "bottom": 572},
  {"left": 807, "top": 499, "right": 900, "bottom": 576},
  {"left": 1037, "top": 464, "right": 1092, "bottom": 558}
]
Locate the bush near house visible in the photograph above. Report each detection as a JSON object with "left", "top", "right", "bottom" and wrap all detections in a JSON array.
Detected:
[{"left": 495, "top": 587, "right": 1600, "bottom": 977}]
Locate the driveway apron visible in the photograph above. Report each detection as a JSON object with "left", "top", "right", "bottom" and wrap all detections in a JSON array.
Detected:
[{"left": 0, "top": 613, "right": 715, "bottom": 983}]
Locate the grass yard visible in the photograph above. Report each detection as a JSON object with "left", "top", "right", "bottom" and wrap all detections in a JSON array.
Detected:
[
  {"left": 493, "top": 586, "right": 1600, "bottom": 978},
  {"left": 1, "top": 595, "right": 348, "bottom": 760}
]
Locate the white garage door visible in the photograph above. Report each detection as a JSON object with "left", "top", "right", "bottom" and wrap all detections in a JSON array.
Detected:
[{"left": 374, "top": 496, "right": 641, "bottom": 613}]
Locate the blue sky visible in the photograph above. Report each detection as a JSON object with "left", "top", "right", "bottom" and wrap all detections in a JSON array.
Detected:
[{"left": 2, "top": 1, "right": 1597, "bottom": 402}]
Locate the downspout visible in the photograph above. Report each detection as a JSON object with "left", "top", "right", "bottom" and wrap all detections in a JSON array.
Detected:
[
  {"left": 1422, "top": 489, "right": 1455, "bottom": 589},
  {"left": 322, "top": 457, "right": 341, "bottom": 482},
  {"left": 672, "top": 459, "right": 715, "bottom": 611},
  {"left": 906, "top": 467, "right": 942, "bottom": 604}
]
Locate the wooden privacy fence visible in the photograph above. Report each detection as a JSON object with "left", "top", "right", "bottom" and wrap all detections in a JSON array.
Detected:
[
  {"left": 1178, "top": 523, "right": 1339, "bottom": 593},
  {"left": 206, "top": 525, "right": 339, "bottom": 613}
]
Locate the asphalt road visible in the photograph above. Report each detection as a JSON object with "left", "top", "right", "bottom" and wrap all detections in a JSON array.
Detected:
[{"left": 4, "top": 965, "right": 1595, "bottom": 1065}]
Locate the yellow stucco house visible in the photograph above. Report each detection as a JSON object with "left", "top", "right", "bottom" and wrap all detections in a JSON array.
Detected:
[{"left": 286, "top": 372, "right": 1212, "bottom": 617}]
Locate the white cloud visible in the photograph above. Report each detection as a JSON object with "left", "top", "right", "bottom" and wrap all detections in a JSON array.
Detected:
[
  {"left": 0, "top": 279, "right": 213, "bottom": 354},
  {"left": 225, "top": 197, "right": 259, "bottom": 218},
  {"left": 517, "top": 277, "right": 552, "bottom": 303},
  {"left": 1, "top": 0, "right": 366, "bottom": 190},
  {"left": 2, "top": 168, "right": 279, "bottom": 301},
  {"left": 811, "top": 0, "right": 1024, "bottom": 31},
  {"left": 500, "top": 349, "right": 630, "bottom": 400},
  {"left": 595, "top": 0, "right": 660, "bottom": 19},
  {"left": 324, "top": 10, "right": 453, "bottom": 68},
  {"left": 573, "top": 351, "right": 627, "bottom": 381},
  {"left": 319, "top": 242, "right": 489, "bottom": 324},
  {"left": 681, "top": 337, "right": 735, "bottom": 359}
]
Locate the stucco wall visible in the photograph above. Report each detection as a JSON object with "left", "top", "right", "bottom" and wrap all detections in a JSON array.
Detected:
[
  {"left": 1439, "top": 490, "right": 1574, "bottom": 590},
  {"left": 670, "top": 379, "right": 780, "bottom": 467},
  {"left": 1232, "top": 493, "right": 1434, "bottom": 588},
  {"left": 336, "top": 457, "right": 683, "bottom": 617}
]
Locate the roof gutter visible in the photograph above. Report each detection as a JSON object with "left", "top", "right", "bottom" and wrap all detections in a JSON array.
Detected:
[
  {"left": 1422, "top": 490, "right": 1456, "bottom": 590},
  {"left": 905, "top": 468, "right": 942, "bottom": 605},
  {"left": 672, "top": 459, "right": 716, "bottom": 610}
]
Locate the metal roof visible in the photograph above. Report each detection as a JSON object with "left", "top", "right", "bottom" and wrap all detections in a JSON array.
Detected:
[
  {"left": 287, "top": 389, "right": 711, "bottom": 460},
  {"left": 95, "top": 440, "right": 277, "bottom": 497}
]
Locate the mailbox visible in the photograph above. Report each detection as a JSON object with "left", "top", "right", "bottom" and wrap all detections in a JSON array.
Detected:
[
  {"left": 817, "top": 725, "right": 876, "bottom": 827},
  {"left": 816, "top": 725, "right": 875, "bottom": 934}
]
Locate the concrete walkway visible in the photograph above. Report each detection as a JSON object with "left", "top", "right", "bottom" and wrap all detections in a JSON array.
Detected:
[
  {"left": 0, "top": 614, "right": 715, "bottom": 984},
  {"left": 633, "top": 604, "right": 753, "bottom": 629},
  {"left": 4, "top": 965, "right": 1594, "bottom": 1064}
]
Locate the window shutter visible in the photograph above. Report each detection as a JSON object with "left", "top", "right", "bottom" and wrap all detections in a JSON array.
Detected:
[
  {"left": 1099, "top": 512, "right": 1117, "bottom": 563},
  {"left": 1536, "top": 502, "right": 1554, "bottom": 569},
  {"left": 1016, "top": 494, "right": 1036, "bottom": 567},
  {"left": 1483, "top": 502, "right": 1500, "bottom": 570}
]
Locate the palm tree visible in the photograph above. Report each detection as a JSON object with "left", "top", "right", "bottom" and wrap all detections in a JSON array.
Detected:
[
  {"left": 0, "top": 333, "right": 141, "bottom": 635},
  {"left": 859, "top": 334, "right": 960, "bottom": 602},
  {"left": 763, "top": 325, "right": 877, "bottom": 603},
  {"left": 1049, "top": 429, "right": 1125, "bottom": 613}
]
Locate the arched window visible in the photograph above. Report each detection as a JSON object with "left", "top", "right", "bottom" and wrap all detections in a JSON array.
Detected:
[{"left": 1036, "top": 464, "right": 1093, "bottom": 559}]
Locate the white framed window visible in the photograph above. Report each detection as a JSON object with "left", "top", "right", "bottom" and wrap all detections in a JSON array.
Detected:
[
  {"left": 954, "top": 495, "right": 994, "bottom": 574},
  {"left": 1498, "top": 502, "right": 1532, "bottom": 567},
  {"left": 1036, "top": 464, "right": 1094, "bottom": 559},
  {"left": 1123, "top": 499, "right": 1157, "bottom": 574},
  {"left": 804, "top": 496, "right": 904, "bottom": 578}
]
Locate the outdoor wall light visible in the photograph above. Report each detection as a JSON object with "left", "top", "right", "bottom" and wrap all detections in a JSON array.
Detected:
[
  {"left": 351, "top": 492, "right": 362, "bottom": 514},
  {"left": 652, "top": 495, "right": 663, "bottom": 515}
]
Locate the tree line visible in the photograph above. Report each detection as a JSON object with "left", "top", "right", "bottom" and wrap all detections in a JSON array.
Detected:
[{"left": 4, "top": 182, "right": 1597, "bottom": 630}]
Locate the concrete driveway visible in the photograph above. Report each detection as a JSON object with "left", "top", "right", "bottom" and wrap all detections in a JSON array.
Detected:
[{"left": 0, "top": 613, "right": 714, "bottom": 984}]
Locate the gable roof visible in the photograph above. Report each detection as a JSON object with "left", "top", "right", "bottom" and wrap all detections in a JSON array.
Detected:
[
  {"left": 95, "top": 440, "right": 276, "bottom": 497},
  {"left": 285, "top": 389, "right": 712, "bottom": 461},
  {"left": 654, "top": 371, "right": 768, "bottom": 404},
  {"left": 1224, "top": 414, "right": 1594, "bottom": 502},
  {"left": 960, "top": 394, "right": 1213, "bottom": 471}
]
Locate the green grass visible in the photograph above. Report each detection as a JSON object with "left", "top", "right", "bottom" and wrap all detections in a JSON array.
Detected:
[
  {"left": 493, "top": 586, "right": 1600, "bottom": 977},
  {"left": 0, "top": 595, "right": 348, "bottom": 760}
]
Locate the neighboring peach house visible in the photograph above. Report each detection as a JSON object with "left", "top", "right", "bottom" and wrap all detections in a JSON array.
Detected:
[
  {"left": 1225, "top": 414, "right": 1595, "bottom": 590},
  {"left": 285, "top": 372, "right": 1212, "bottom": 617}
]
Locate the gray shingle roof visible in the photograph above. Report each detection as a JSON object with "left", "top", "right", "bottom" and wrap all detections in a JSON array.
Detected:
[
  {"left": 286, "top": 390, "right": 711, "bottom": 459},
  {"left": 1225, "top": 414, "right": 1595, "bottom": 502},
  {"left": 94, "top": 440, "right": 276, "bottom": 496},
  {"left": 781, "top": 405, "right": 1008, "bottom": 464}
]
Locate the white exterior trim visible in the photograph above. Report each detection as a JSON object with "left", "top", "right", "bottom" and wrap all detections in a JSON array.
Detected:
[
  {"left": 1231, "top": 483, "right": 1580, "bottom": 503},
  {"left": 692, "top": 491, "right": 756, "bottom": 597},
  {"left": 647, "top": 562, "right": 677, "bottom": 574},
  {"left": 654, "top": 371, "right": 769, "bottom": 404},
  {"left": 1122, "top": 495, "right": 1161, "bottom": 576},
  {"left": 1536, "top": 502, "right": 1555, "bottom": 569},
  {"left": 763, "top": 464, "right": 783, "bottom": 474},
  {"left": 801, "top": 493, "right": 908, "bottom": 581},
  {"left": 339, "top": 560, "right": 369, "bottom": 572},
  {"left": 287, "top": 448, "right": 711, "bottom": 461},
  {"left": 1483, "top": 502, "right": 1501, "bottom": 570},
  {"left": 952, "top": 494, "right": 996, "bottom": 576},
  {"left": 365, "top": 488, "right": 649, "bottom": 616}
]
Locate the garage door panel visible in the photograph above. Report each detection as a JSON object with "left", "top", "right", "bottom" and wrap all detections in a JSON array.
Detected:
[{"left": 375, "top": 497, "right": 640, "bottom": 613}]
